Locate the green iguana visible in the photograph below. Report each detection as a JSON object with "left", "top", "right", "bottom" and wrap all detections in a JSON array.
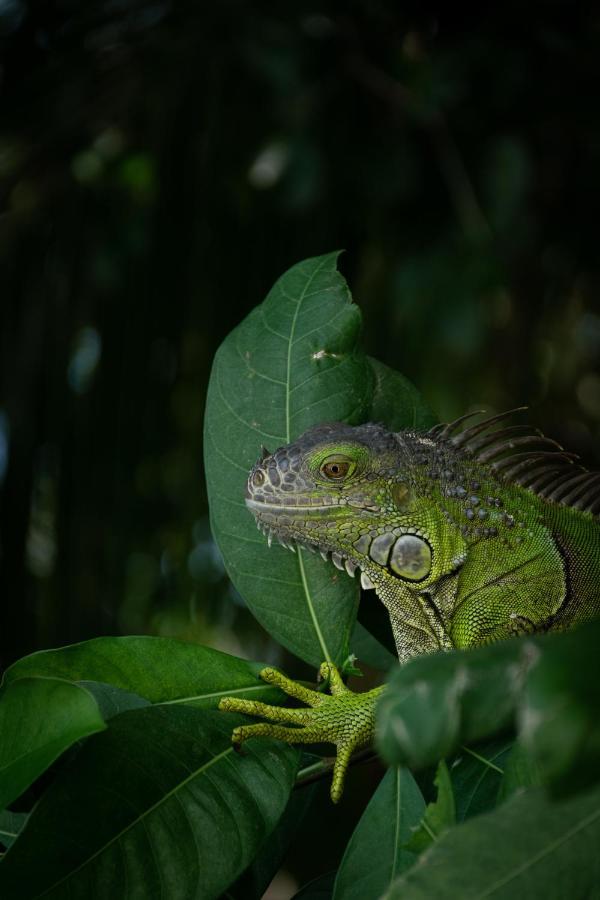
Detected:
[{"left": 219, "top": 411, "right": 600, "bottom": 801}]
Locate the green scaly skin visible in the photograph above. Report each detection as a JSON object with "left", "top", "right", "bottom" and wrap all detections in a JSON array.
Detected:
[{"left": 219, "top": 417, "right": 600, "bottom": 801}]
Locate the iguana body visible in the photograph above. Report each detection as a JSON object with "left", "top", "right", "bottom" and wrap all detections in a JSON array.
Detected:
[{"left": 220, "top": 412, "right": 600, "bottom": 800}]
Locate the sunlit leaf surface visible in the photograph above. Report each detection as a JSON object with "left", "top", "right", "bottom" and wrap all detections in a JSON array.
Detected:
[{"left": 3, "top": 635, "right": 284, "bottom": 708}]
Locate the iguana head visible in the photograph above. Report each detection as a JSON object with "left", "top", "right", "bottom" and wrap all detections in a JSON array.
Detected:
[{"left": 246, "top": 422, "right": 440, "bottom": 589}]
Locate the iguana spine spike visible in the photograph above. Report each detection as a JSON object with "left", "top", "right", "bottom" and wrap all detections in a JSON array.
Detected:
[
  {"left": 433, "top": 409, "right": 486, "bottom": 439},
  {"left": 545, "top": 472, "right": 597, "bottom": 504},
  {"left": 461, "top": 424, "right": 541, "bottom": 455},
  {"left": 449, "top": 407, "right": 528, "bottom": 446},
  {"left": 571, "top": 473, "right": 600, "bottom": 510},
  {"left": 476, "top": 434, "right": 564, "bottom": 464}
]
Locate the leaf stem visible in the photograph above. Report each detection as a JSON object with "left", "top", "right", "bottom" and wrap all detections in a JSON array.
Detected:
[
  {"left": 294, "top": 747, "right": 378, "bottom": 789},
  {"left": 460, "top": 745, "right": 504, "bottom": 774}
]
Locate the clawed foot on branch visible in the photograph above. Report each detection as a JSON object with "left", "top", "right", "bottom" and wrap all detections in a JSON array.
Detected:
[{"left": 219, "top": 662, "right": 382, "bottom": 802}]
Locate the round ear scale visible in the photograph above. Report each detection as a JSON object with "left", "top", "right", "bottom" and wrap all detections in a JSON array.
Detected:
[{"left": 389, "top": 535, "right": 432, "bottom": 581}]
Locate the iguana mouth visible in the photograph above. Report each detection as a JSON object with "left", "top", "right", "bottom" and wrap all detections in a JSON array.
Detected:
[
  {"left": 245, "top": 497, "right": 342, "bottom": 513},
  {"left": 245, "top": 497, "right": 377, "bottom": 589}
]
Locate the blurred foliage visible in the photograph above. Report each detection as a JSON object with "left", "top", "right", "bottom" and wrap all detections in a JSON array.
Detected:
[{"left": 1, "top": 4, "right": 600, "bottom": 892}]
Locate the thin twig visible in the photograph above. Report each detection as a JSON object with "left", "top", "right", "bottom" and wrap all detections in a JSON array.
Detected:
[{"left": 294, "top": 748, "right": 379, "bottom": 790}]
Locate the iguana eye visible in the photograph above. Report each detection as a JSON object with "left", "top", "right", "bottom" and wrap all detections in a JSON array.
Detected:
[{"left": 320, "top": 457, "right": 352, "bottom": 480}]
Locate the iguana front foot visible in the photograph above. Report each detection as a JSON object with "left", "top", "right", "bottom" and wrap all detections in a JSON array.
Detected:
[{"left": 219, "top": 662, "right": 383, "bottom": 803}]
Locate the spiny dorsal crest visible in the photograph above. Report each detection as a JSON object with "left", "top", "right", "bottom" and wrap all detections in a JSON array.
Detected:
[{"left": 428, "top": 408, "right": 600, "bottom": 516}]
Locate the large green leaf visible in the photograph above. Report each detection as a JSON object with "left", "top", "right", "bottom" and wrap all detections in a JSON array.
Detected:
[
  {"left": 386, "top": 784, "right": 600, "bottom": 899},
  {"left": 204, "top": 252, "right": 369, "bottom": 667},
  {"left": 0, "top": 707, "right": 298, "bottom": 899},
  {"left": 2, "top": 635, "right": 283, "bottom": 708},
  {"left": 377, "top": 621, "right": 600, "bottom": 798},
  {"left": 377, "top": 639, "right": 525, "bottom": 770},
  {"left": 0, "top": 677, "right": 106, "bottom": 811},
  {"left": 519, "top": 622, "right": 600, "bottom": 796},
  {"left": 333, "top": 767, "right": 425, "bottom": 900}
]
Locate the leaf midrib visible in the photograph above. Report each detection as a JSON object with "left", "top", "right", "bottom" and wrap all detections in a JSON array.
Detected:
[
  {"left": 284, "top": 255, "right": 333, "bottom": 664},
  {"left": 473, "top": 801, "right": 600, "bottom": 899},
  {"left": 36, "top": 745, "right": 235, "bottom": 898}
]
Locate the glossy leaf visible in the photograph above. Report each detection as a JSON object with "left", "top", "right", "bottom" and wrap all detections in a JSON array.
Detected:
[
  {"left": 204, "top": 252, "right": 369, "bottom": 667},
  {"left": 0, "top": 677, "right": 106, "bottom": 811},
  {"left": 333, "top": 767, "right": 425, "bottom": 900},
  {"left": 386, "top": 784, "right": 600, "bottom": 899},
  {"left": 2, "top": 635, "right": 284, "bottom": 708},
  {"left": 405, "top": 761, "right": 455, "bottom": 853},
  {"left": 0, "top": 707, "right": 298, "bottom": 899}
]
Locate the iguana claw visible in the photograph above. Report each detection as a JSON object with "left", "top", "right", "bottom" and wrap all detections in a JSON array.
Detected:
[{"left": 219, "top": 662, "right": 383, "bottom": 802}]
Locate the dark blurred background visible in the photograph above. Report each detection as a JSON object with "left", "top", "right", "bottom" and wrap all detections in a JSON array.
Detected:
[
  {"left": 2, "top": 2, "right": 600, "bottom": 891},
  {"left": 5, "top": 0, "right": 600, "bottom": 667},
  {"left": 3, "top": 0, "right": 600, "bottom": 664}
]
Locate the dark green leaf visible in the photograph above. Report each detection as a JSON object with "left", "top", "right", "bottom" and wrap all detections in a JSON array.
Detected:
[
  {"left": 519, "top": 623, "right": 600, "bottom": 795},
  {"left": 0, "top": 812, "right": 28, "bottom": 850},
  {"left": 377, "top": 622, "right": 600, "bottom": 799},
  {"left": 230, "top": 785, "right": 316, "bottom": 900},
  {"left": 387, "top": 784, "right": 600, "bottom": 899},
  {"left": 450, "top": 738, "right": 513, "bottom": 822},
  {"left": 79, "top": 681, "right": 151, "bottom": 718},
  {"left": 204, "top": 252, "right": 369, "bottom": 667},
  {"left": 0, "top": 707, "right": 298, "bottom": 899},
  {"left": 2, "top": 635, "right": 283, "bottom": 708},
  {"left": 405, "top": 761, "right": 455, "bottom": 853},
  {"left": 333, "top": 767, "right": 425, "bottom": 900},
  {"left": 0, "top": 677, "right": 106, "bottom": 811},
  {"left": 377, "top": 639, "right": 527, "bottom": 770}
]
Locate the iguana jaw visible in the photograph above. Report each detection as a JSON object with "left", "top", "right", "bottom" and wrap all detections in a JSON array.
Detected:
[
  {"left": 246, "top": 495, "right": 378, "bottom": 588},
  {"left": 246, "top": 472, "right": 394, "bottom": 592}
]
